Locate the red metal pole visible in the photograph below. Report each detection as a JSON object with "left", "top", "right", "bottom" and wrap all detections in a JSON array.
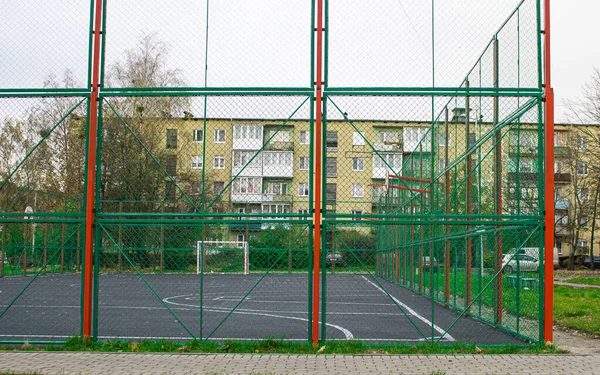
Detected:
[
  {"left": 312, "top": 0, "right": 324, "bottom": 347},
  {"left": 83, "top": 0, "right": 103, "bottom": 339},
  {"left": 543, "top": 0, "right": 555, "bottom": 344}
]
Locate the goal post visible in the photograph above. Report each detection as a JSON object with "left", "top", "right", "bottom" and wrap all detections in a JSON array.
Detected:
[{"left": 196, "top": 240, "right": 249, "bottom": 275}]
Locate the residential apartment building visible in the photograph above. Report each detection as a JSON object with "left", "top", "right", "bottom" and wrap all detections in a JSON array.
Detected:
[{"left": 155, "top": 115, "right": 600, "bottom": 259}]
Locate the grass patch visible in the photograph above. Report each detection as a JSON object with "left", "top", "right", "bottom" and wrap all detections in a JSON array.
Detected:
[
  {"left": 564, "top": 277, "right": 600, "bottom": 286},
  {"left": 0, "top": 336, "right": 563, "bottom": 355},
  {"left": 554, "top": 285, "right": 600, "bottom": 335}
]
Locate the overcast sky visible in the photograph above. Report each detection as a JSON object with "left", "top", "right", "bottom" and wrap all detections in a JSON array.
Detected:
[
  {"left": 553, "top": 1, "right": 600, "bottom": 123},
  {"left": 0, "top": 1, "right": 597, "bottom": 123}
]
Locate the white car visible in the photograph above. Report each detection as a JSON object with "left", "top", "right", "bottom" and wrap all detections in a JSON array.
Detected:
[{"left": 502, "top": 254, "right": 539, "bottom": 274}]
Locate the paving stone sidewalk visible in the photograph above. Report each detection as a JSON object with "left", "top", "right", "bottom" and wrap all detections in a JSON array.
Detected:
[{"left": 1, "top": 352, "right": 599, "bottom": 375}]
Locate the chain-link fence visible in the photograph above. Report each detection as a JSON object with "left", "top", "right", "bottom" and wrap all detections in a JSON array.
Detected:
[{"left": 1, "top": 0, "right": 549, "bottom": 346}]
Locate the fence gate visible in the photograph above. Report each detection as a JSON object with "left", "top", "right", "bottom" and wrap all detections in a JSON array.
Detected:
[{"left": 0, "top": 0, "right": 553, "bottom": 346}]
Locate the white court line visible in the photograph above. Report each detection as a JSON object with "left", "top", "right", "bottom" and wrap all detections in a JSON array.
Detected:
[
  {"left": 164, "top": 294, "right": 354, "bottom": 340},
  {"left": 361, "top": 276, "right": 455, "bottom": 342}
]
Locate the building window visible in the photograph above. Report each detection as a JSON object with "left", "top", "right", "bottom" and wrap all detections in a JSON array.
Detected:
[
  {"left": 352, "top": 158, "right": 364, "bottom": 172},
  {"left": 233, "top": 150, "right": 261, "bottom": 168},
  {"left": 438, "top": 158, "right": 450, "bottom": 172},
  {"left": 213, "top": 156, "right": 225, "bottom": 169},
  {"left": 438, "top": 132, "right": 451, "bottom": 146},
  {"left": 352, "top": 184, "right": 364, "bottom": 198},
  {"left": 554, "top": 132, "right": 567, "bottom": 147},
  {"left": 190, "top": 182, "right": 202, "bottom": 196},
  {"left": 232, "top": 177, "right": 261, "bottom": 194},
  {"left": 262, "top": 203, "right": 291, "bottom": 220},
  {"left": 326, "top": 157, "right": 337, "bottom": 178},
  {"left": 299, "top": 156, "right": 309, "bottom": 171},
  {"left": 265, "top": 182, "right": 288, "bottom": 195},
  {"left": 326, "top": 183, "right": 337, "bottom": 203},
  {"left": 165, "top": 155, "right": 177, "bottom": 176},
  {"left": 192, "top": 129, "right": 203, "bottom": 143},
  {"left": 353, "top": 131, "right": 365, "bottom": 146},
  {"left": 326, "top": 131, "right": 338, "bottom": 151},
  {"left": 373, "top": 153, "right": 402, "bottom": 170},
  {"left": 214, "top": 129, "right": 225, "bottom": 144},
  {"left": 577, "top": 135, "right": 589, "bottom": 150},
  {"left": 352, "top": 210, "right": 363, "bottom": 221},
  {"left": 213, "top": 181, "right": 224, "bottom": 195},
  {"left": 191, "top": 155, "right": 203, "bottom": 170},
  {"left": 263, "top": 152, "right": 292, "bottom": 167},
  {"left": 237, "top": 234, "right": 246, "bottom": 248},
  {"left": 556, "top": 241, "right": 562, "bottom": 255},
  {"left": 577, "top": 188, "right": 589, "bottom": 201},
  {"left": 234, "top": 124, "right": 261, "bottom": 140},
  {"left": 298, "top": 183, "right": 309, "bottom": 197},
  {"left": 298, "top": 209, "right": 309, "bottom": 216},
  {"left": 555, "top": 214, "right": 568, "bottom": 225},
  {"left": 379, "top": 131, "right": 399, "bottom": 144},
  {"left": 270, "top": 130, "right": 290, "bottom": 143},
  {"left": 576, "top": 161, "right": 588, "bottom": 176},
  {"left": 300, "top": 130, "right": 309, "bottom": 144},
  {"left": 577, "top": 241, "right": 589, "bottom": 249},
  {"left": 165, "top": 181, "right": 176, "bottom": 200},
  {"left": 166, "top": 129, "right": 178, "bottom": 149}
]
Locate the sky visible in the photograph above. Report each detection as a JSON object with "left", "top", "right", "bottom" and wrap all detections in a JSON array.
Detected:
[
  {"left": 553, "top": 1, "right": 600, "bottom": 123},
  {"left": 0, "top": 0, "right": 597, "bottom": 124}
]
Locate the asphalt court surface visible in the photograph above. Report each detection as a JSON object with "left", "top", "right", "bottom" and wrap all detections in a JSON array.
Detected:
[{"left": 0, "top": 272, "right": 526, "bottom": 344}]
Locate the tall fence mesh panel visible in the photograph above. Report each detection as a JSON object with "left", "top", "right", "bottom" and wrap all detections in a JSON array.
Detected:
[{"left": 1, "top": 0, "right": 547, "bottom": 346}]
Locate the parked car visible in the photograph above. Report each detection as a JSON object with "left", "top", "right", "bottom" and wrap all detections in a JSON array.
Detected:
[
  {"left": 583, "top": 256, "right": 600, "bottom": 269},
  {"left": 422, "top": 256, "right": 439, "bottom": 271},
  {"left": 502, "top": 254, "right": 539, "bottom": 274},
  {"left": 325, "top": 253, "right": 346, "bottom": 267}
]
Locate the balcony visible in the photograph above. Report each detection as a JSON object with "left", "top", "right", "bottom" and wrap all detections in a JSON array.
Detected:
[
  {"left": 373, "top": 142, "right": 401, "bottom": 152},
  {"left": 555, "top": 173, "right": 572, "bottom": 183},
  {"left": 231, "top": 192, "right": 273, "bottom": 203},
  {"left": 262, "top": 151, "right": 294, "bottom": 178}
]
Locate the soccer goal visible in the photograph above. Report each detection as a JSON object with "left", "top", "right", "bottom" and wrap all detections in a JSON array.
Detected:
[{"left": 196, "top": 240, "right": 249, "bottom": 275}]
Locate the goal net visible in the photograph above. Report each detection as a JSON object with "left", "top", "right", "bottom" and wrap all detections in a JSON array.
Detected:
[{"left": 196, "top": 240, "right": 249, "bottom": 274}]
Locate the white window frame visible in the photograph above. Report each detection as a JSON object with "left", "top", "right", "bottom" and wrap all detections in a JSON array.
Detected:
[
  {"left": 576, "top": 161, "right": 589, "bottom": 176},
  {"left": 213, "top": 156, "right": 225, "bottom": 169},
  {"left": 266, "top": 182, "right": 288, "bottom": 195},
  {"left": 213, "top": 181, "right": 224, "bottom": 195},
  {"left": 352, "top": 184, "right": 364, "bottom": 198},
  {"left": 353, "top": 131, "right": 365, "bottom": 146},
  {"left": 192, "top": 129, "right": 203, "bottom": 143},
  {"left": 577, "top": 135, "right": 589, "bottom": 150},
  {"left": 298, "top": 183, "right": 309, "bottom": 197},
  {"left": 191, "top": 155, "right": 203, "bottom": 170},
  {"left": 214, "top": 129, "right": 225, "bottom": 144},
  {"left": 352, "top": 158, "right": 364, "bottom": 172},
  {"left": 232, "top": 177, "right": 261, "bottom": 194},
  {"left": 300, "top": 130, "right": 309, "bottom": 144},
  {"left": 438, "top": 132, "right": 451, "bottom": 146},
  {"left": 234, "top": 124, "right": 261, "bottom": 141},
  {"left": 233, "top": 150, "right": 261, "bottom": 168},
  {"left": 299, "top": 156, "right": 309, "bottom": 171},
  {"left": 379, "top": 132, "right": 399, "bottom": 144}
]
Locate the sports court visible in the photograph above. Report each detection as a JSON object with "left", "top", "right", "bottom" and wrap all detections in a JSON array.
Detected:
[{"left": 0, "top": 272, "right": 526, "bottom": 344}]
